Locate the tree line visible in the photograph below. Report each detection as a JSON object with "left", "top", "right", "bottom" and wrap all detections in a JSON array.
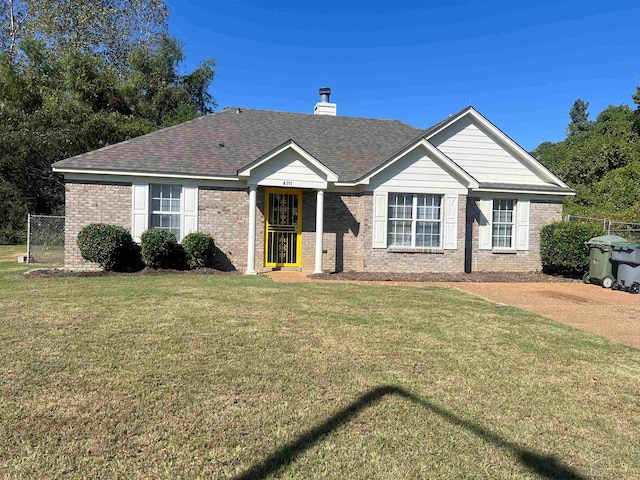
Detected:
[
  {"left": 0, "top": 0, "right": 215, "bottom": 243},
  {"left": 532, "top": 88, "right": 640, "bottom": 223}
]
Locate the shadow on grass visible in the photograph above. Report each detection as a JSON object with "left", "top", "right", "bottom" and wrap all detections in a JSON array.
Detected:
[{"left": 233, "top": 385, "right": 586, "bottom": 480}]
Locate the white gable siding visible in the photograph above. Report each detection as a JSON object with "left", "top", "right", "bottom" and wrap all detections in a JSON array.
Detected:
[
  {"left": 430, "top": 117, "right": 548, "bottom": 185},
  {"left": 367, "top": 146, "right": 467, "bottom": 194},
  {"left": 251, "top": 150, "right": 327, "bottom": 189}
]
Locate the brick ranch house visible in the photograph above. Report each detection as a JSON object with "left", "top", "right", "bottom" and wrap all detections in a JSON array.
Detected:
[{"left": 52, "top": 88, "right": 574, "bottom": 273}]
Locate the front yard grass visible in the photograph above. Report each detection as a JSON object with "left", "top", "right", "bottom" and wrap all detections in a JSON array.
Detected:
[
  {"left": 0, "top": 245, "right": 26, "bottom": 263},
  {"left": 0, "top": 254, "right": 638, "bottom": 478}
]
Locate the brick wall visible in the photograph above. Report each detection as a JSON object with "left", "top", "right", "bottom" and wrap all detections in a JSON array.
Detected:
[
  {"left": 360, "top": 194, "right": 468, "bottom": 273},
  {"left": 198, "top": 187, "right": 256, "bottom": 272},
  {"left": 300, "top": 192, "right": 365, "bottom": 272},
  {"left": 64, "top": 181, "right": 132, "bottom": 270},
  {"left": 63, "top": 183, "right": 562, "bottom": 274},
  {"left": 468, "top": 198, "right": 563, "bottom": 272}
]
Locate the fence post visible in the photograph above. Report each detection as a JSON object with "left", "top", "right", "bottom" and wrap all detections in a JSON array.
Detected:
[
  {"left": 607, "top": 220, "right": 612, "bottom": 235},
  {"left": 26, "top": 213, "right": 31, "bottom": 264}
]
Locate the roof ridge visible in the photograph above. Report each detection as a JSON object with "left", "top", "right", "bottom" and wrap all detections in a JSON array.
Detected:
[{"left": 215, "top": 107, "right": 422, "bottom": 127}]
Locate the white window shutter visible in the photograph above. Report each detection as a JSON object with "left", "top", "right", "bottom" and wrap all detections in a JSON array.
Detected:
[
  {"left": 478, "top": 198, "right": 492, "bottom": 250},
  {"left": 181, "top": 186, "right": 198, "bottom": 241},
  {"left": 131, "top": 182, "right": 149, "bottom": 242},
  {"left": 372, "top": 192, "right": 388, "bottom": 249},
  {"left": 443, "top": 194, "right": 458, "bottom": 250},
  {"left": 516, "top": 199, "right": 530, "bottom": 250}
]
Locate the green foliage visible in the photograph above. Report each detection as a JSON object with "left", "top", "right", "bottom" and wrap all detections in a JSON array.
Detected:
[
  {"left": 182, "top": 232, "right": 215, "bottom": 269},
  {"left": 534, "top": 94, "right": 640, "bottom": 222},
  {"left": 540, "top": 221, "right": 605, "bottom": 274},
  {"left": 565, "top": 162, "right": 640, "bottom": 222},
  {"left": 123, "top": 36, "right": 216, "bottom": 125},
  {"left": 77, "top": 223, "right": 141, "bottom": 271},
  {"left": 0, "top": 2, "right": 216, "bottom": 242},
  {"left": 0, "top": 178, "right": 28, "bottom": 244},
  {"left": 567, "top": 98, "right": 592, "bottom": 137},
  {"left": 140, "top": 228, "right": 187, "bottom": 270}
]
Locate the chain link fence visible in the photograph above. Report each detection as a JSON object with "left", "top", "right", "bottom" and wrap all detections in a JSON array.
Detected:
[
  {"left": 27, "top": 214, "right": 65, "bottom": 265},
  {"left": 565, "top": 215, "right": 640, "bottom": 242}
]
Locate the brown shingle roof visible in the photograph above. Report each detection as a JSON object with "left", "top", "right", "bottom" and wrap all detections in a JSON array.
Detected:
[{"left": 52, "top": 108, "right": 424, "bottom": 181}]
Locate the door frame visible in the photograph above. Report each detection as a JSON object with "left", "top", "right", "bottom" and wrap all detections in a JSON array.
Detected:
[{"left": 264, "top": 188, "right": 303, "bottom": 267}]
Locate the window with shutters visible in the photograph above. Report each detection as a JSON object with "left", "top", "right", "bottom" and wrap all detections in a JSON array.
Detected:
[
  {"left": 387, "top": 193, "right": 442, "bottom": 248},
  {"left": 492, "top": 199, "right": 515, "bottom": 248},
  {"left": 150, "top": 184, "right": 182, "bottom": 239}
]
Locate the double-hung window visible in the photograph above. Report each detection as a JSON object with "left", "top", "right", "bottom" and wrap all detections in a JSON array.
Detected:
[
  {"left": 492, "top": 199, "right": 515, "bottom": 248},
  {"left": 388, "top": 193, "right": 442, "bottom": 248},
  {"left": 150, "top": 184, "right": 181, "bottom": 239}
]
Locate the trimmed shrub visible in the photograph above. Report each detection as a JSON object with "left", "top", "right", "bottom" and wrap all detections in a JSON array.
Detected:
[
  {"left": 540, "top": 221, "right": 606, "bottom": 274},
  {"left": 140, "top": 228, "right": 187, "bottom": 269},
  {"left": 182, "top": 232, "right": 215, "bottom": 269},
  {"left": 77, "top": 223, "right": 141, "bottom": 271}
]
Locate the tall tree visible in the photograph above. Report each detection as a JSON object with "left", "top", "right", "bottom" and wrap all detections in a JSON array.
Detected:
[
  {"left": 124, "top": 36, "right": 216, "bottom": 125},
  {"left": 567, "top": 98, "right": 592, "bottom": 137},
  {"left": 534, "top": 94, "right": 640, "bottom": 222},
  {"left": 4, "top": 0, "right": 169, "bottom": 76},
  {"left": 0, "top": 0, "right": 27, "bottom": 59},
  {"left": 0, "top": 1, "right": 216, "bottom": 242}
]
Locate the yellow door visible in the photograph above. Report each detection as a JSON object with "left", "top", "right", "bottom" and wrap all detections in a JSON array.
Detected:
[{"left": 265, "top": 189, "right": 302, "bottom": 267}]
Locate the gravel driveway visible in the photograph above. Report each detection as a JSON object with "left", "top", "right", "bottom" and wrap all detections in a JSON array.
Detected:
[{"left": 444, "top": 282, "right": 640, "bottom": 349}]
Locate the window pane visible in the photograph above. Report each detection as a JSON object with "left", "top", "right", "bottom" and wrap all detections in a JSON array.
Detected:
[
  {"left": 388, "top": 193, "right": 412, "bottom": 219},
  {"left": 388, "top": 220, "right": 411, "bottom": 247},
  {"left": 492, "top": 198, "right": 514, "bottom": 248},
  {"left": 150, "top": 184, "right": 182, "bottom": 238},
  {"left": 417, "top": 195, "right": 441, "bottom": 220},
  {"left": 416, "top": 221, "right": 440, "bottom": 248}
]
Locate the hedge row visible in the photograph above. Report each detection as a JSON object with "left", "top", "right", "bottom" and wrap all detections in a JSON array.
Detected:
[
  {"left": 79, "top": 221, "right": 604, "bottom": 275},
  {"left": 77, "top": 224, "right": 215, "bottom": 271},
  {"left": 540, "top": 221, "right": 606, "bottom": 275}
]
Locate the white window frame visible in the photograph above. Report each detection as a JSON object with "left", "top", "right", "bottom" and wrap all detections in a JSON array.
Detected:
[
  {"left": 150, "top": 184, "right": 182, "bottom": 239},
  {"left": 492, "top": 198, "right": 515, "bottom": 249},
  {"left": 387, "top": 193, "right": 442, "bottom": 248}
]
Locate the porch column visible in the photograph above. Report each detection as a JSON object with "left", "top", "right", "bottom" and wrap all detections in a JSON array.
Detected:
[
  {"left": 246, "top": 184, "right": 257, "bottom": 275},
  {"left": 314, "top": 189, "right": 324, "bottom": 274}
]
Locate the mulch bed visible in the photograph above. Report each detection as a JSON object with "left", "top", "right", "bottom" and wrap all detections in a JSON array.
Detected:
[
  {"left": 23, "top": 268, "right": 239, "bottom": 278},
  {"left": 308, "top": 271, "right": 580, "bottom": 283},
  {"left": 22, "top": 268, "right": 579, "bottom": 283}
]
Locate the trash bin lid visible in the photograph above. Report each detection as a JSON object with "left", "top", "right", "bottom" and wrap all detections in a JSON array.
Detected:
[{"left": 586, "top": 235, "right": 628, "bottom": 246}]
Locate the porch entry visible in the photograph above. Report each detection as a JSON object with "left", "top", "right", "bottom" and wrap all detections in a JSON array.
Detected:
[{"left": 265, "top": 188, "right": 302, "bottom": 267}]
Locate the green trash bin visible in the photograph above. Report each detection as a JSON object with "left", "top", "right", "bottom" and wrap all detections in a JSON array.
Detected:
[{"left": 584, "top": 235, "right": 627, "bottom": 288}]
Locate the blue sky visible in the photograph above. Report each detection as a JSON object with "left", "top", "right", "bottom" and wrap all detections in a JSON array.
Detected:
[{"left": 166, "top": 0, "right": 640, "bottom": 151}]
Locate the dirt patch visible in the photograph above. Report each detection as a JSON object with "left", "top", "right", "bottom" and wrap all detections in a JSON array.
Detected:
[
  {"left": 23, "top": 268, "right": 239, "bottom": 279},
  {"left": 537, "top": 290, "right": 599, "bottom": 304},
  {"left": 450, "top": 283, "right": 640, "bottom": 349},
  {"left": 309, "top": 271, "right": 579, "bottom": 283}
]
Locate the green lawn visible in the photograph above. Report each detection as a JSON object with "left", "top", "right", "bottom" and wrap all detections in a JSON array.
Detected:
[
  {"left": 0, "top": 245, "right": 26, "bottom": 263},
  {"left": 0, "top": 249, "right": 638, "bottom": 479}
]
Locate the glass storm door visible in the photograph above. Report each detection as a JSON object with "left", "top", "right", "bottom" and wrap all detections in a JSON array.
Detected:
[{"left": 265, "top": 189, "right": 302, "bottom": 267}]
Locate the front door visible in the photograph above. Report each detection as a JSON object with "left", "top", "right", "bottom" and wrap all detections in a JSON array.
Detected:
[{"left": 265, "top": 189, "right": 302, "bottom": 267}]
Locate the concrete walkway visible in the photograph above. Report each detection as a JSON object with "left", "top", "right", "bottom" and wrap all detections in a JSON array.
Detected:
[{"left": 266, "top": 271, "right": 640, "bottom": 349}]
